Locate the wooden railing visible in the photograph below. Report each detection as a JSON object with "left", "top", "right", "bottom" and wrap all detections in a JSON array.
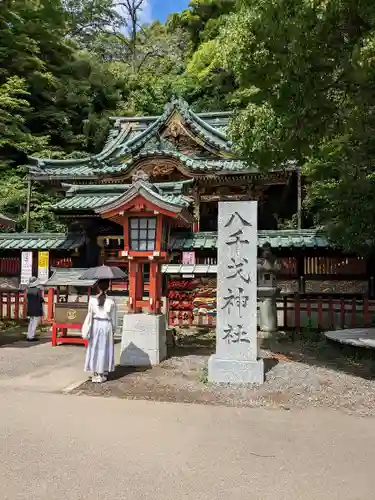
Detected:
[
  {"left": 0, "top": 289, "right": 374, "bottom": 334},
  {"left": 0, "top": 290, "right": 54, "bottom": 322},
  {"left": 168, "top": 295, "right": 375, "bottom": 330},
  {"left": 304, "top": 256, "right": 366, "bottom": 276}
]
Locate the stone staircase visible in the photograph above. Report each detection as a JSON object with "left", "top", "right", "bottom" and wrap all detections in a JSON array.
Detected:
[{"left": 112, "top": 296, "right": 128, "bottom": 339}]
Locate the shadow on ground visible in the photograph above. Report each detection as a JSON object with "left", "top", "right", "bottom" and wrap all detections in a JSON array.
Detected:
[
  {"left": 107, "top": 365, "right": 150, "bottom": 381},
  {"left": 172, "top": 328, "right": 375, "bottom": 380},
  {"left": 262, "top": 330, "right": 375, "bottom": 380},
  {"left": 0, "top": 324, "right": 28, "bottom": 347}
]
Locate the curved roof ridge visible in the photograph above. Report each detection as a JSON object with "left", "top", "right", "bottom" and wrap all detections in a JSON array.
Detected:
[
  {"left": 187, "top": 108, "right": 230, "bottom": 142},
  {"left": 28, "top": 124, "right": 133, "bottom": 169},
  {"left": 94, "top": 150, "right": 249, "bottom": 176},
  {"left": 95, "top": 179, "right": 192, "bottom": 215},
  {"left": 114, "top": 98, "right": 234, "bottom": 159}
]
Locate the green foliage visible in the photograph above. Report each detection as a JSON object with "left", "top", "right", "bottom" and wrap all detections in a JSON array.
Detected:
[
  {"left": 168, "top": 0, "right": 236, "bottom": 53},
  {"left": 170, "top": 0, "right": 238, "bottom": 111},
  {"left": 0, "top": 76, "right": 48, "bottom": 154},
  {"left": 0, "top": 0, "right": 129, "bottom": 231},
  {"left": 221, "top": 0, "right": 375, "bottom": 254},
  {"left": 5, "top": 0, "right": 375, "bottom": 255}
]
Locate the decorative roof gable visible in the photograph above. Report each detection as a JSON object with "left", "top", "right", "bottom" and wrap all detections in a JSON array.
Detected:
[
  {"left": 96, "top": 178, "right": 193, "bottom": 225},
  {"left": 27, "top": 98, "right": 241, "bottom": 181}
]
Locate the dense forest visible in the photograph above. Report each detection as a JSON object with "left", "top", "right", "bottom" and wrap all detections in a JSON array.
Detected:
[{"left": 1, "top": 0, "right": 375, "bottom": 254}]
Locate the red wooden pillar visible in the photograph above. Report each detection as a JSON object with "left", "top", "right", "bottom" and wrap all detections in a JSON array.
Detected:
[
  {"left": 136, "top": 263, "right": 144, "bottom": 303},
  {"left": 148, "top": 262, "right": 162, "bottom": 314},
  {"left": 148, "top": 262, "right": 157, "bottom": 314},
  {"left": 128, "top": 260, "right": 137, "bottom": 313},
  {"left": 128, "top": 261, "right": 144, "bottom": 313},
  {"left": 47, "top": 288, "right": 54, "bottom": 322},
  {"left": 156, "top": 266, "right": 163, "bottom": 314}
]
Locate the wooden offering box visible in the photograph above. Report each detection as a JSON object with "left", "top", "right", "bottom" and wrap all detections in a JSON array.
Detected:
[
  {"left": 52, "top": 302, "right": 89, "bottom": 347},
  {"left": 45, "top": 268, "right": 97, "bottom": 347},
  {"left": 54, "top": 302, "right": 88, "bottom": 325}
]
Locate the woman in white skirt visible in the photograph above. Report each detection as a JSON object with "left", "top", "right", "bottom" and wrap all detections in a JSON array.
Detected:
[{"left": 83, "top": 279, "right": 116, "bottom": 383}]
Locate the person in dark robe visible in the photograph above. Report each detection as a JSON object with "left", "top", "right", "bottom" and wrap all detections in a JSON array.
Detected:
[{"left": 26, "top": 277, "right": 44, "bottom": 342}]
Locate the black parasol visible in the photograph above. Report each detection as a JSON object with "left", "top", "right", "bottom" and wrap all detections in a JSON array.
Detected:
[{"left": 80, "top": 265, "right": 127, "bottom": 281}]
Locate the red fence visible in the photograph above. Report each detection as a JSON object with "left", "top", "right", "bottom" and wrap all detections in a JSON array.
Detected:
[
  {"left": 0, "top": 291, "right": 27, "bottom": 320},
  {"left": 281, "top": 296, "right": 375, "bottom": 330},
  {"left": 0, "top": 290, "right": 54, "bottom": 322},
  {"left": 168, "top": 295, "right": 375, "bottom": 330},
  {"left": 1, "top": 290, "right": 375, "bottom": 332}
]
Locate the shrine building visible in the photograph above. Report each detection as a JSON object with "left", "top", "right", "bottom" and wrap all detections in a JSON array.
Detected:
[{"left": 0, "top": 98, "right": 369, "bottom": 327}]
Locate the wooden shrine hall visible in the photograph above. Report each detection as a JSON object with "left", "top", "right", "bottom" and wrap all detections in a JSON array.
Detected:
[{"left": 0, "top": 98, "right": 369, "bottom": 329}]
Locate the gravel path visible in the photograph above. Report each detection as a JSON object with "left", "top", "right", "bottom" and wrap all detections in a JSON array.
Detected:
[{"left": 72, "top": 343, "right": 375, "bottom": 417}]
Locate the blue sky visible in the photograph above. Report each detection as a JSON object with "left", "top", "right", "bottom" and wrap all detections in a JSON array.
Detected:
[{"left": 149, "top": 0, "right": 190, "bottom": 22}]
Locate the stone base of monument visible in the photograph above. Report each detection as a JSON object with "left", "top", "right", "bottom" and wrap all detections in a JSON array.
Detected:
[
  {"left": 208, "top": 355, "right": 264, "bottom": 385},
  {"left": 120, "top": 313, "right": 167, "bottom": 366}
]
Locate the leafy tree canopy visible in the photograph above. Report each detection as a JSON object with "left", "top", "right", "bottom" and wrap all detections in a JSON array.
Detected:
[
  {"left": 221, "top": 0, "right": 375, "bottom": 254},
  {"left": 3, "top": 0, "right": 375, "bottom": 255}
]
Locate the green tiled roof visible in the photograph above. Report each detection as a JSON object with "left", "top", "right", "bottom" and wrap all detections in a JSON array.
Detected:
[
  {"left": 27, "top": 99, "right": 242, "bottom": 180},
  {"left": 54, "top": 181, "right": 193, "bottom": 211},
  {"left": 95, "top": 151, "right": 250, "bottom": 176},
  {"left": 45, "top": 268, "right": 96, "bottom": 288},
  {"left": 29, "top": 152, "right": 250, "bottom": 180},
  {"left": 0, "top": 233, "right": 85, "bottom": 250},
  {"left": 56, "top": 195, "right": 119, "bottom": 210},
  {"left": 106, "top": 98, "right": 232, "bottom": 158},
  {"left": 62, "top": 180, "right": 192, "bottom": 195},
  {"left": 169, "top": 230, "right": 330, "bottom": 250},
  {"left": 0, "top": 230, "right": 330, "bottom": 252}
]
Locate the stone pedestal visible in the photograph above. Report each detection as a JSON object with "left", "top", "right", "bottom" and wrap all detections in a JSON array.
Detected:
[
  {"left": 208, "top": 356, "right": 264, "bottom": 384},
  {"left": 120, "top": 313, "right": 167, "bottom": 366},
  {"left": 208, "top": 201, "right": 264, "bottom": 385},
  {"left": 258, "top": 286, "right": 280, "bottom": 335}
]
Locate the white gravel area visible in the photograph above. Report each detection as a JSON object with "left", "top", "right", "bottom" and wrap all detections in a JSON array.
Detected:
[{"left": 74, "top": 346, "right": 375, "bottom": 417}]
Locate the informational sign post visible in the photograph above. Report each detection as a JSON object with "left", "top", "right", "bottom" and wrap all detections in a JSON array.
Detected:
[
  {"left": 21, "top": 252, "right": 33, "bottom": 285},
  {"left": 38, "top": 251, "right": 49, "bottom": 282}
]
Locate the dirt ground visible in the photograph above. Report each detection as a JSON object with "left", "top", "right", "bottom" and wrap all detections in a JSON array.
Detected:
[{"left": 72, "top": 330, "right": 375, "bottom": 417}]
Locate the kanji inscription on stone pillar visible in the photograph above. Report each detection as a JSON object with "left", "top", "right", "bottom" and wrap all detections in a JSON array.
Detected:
[{"left": 208, "top": 201, "right": 264, "bottom": 384}]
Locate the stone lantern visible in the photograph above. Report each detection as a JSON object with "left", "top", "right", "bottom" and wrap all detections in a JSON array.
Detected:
[{"left": 257, "top": 242, "right": 281, "bottom": 335}]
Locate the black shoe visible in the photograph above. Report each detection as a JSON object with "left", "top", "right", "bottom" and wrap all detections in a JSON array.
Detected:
[{"left": 27, "top": 338, "right": 39, "bottom": 342}]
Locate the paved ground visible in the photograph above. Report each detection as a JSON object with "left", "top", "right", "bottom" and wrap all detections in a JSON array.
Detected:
[
  {"left": 1, "top": 389, "right": 375, "bottom": 500},
  {"left": 0, "top": 339, "right": 87, "bottom": 392},
  {"left": 1, "top": 338, "right": 375, "bottom": 499}
]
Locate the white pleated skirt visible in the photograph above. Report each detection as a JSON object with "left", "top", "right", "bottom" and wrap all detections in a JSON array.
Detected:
[{"left": 84, "top": 318, "right": 115, "bottom": 374}]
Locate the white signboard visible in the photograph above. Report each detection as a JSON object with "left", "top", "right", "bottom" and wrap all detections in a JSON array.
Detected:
[{"left": 21, "top": 251, "right": 33, "bottom": 285}]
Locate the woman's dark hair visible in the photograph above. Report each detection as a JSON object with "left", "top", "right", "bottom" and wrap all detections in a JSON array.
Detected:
[{"left": 97, "top": 279, "right": 110, "bottom": 308}]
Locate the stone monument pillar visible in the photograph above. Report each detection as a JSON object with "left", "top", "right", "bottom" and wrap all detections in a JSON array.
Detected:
[
  {"left": 257, "top": 243, "right": 280, "bottom": 336},
  {"left": 208, "top": 201, "right": 264, "bottom": 385}
]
